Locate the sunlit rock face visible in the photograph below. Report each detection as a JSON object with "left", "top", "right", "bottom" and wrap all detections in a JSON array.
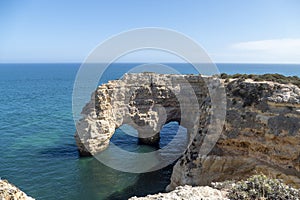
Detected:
[
  {"left": 75, "top": 73, "right": 300, "bottom": 189},
  {"left": 75, "top": 72, "right": 220, "bottom": 156},
  {"left": 0, "top": 180, "right": 34, "bottom": 200},
  {"left": 167, "top": 78, "right": 300, "bottom": 190}
]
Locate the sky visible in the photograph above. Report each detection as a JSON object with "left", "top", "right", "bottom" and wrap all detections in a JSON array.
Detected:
[{"left": 0, "top": 0, "right": 300, "bottom": 63}]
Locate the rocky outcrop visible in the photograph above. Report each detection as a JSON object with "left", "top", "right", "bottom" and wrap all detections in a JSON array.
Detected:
[
  {"left": 0, "top": 180, "right": 34, "bottom": 200},
  {"left": 75, "top": 73, "right": 300, "bottom": 190},
  {"left": 129, "top": 185, "right": 228, "bottom": 200},
  {"left": 75, "top": 73, "right": 224, "bottom": 156},
  {"left": 130, "top": 174, "right": 300, "bottom": 200},
  {"left": 167, "top": 78, "right": 300, "bottom": 190}
]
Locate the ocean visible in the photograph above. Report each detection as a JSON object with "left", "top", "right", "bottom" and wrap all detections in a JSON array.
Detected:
[{"left": 0, "top": 63, "right": 299, "bottom": 200}]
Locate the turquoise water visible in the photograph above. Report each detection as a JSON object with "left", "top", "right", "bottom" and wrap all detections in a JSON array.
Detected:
[{"left": 0, "top": 63, "right": 299, "bottom": 200}]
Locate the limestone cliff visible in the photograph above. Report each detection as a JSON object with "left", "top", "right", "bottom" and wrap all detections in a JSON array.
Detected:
[
  {"left": 75, "top": 73, "right": 300, "bottom": 189},
  {"left": 0, "top": 180, "right": 34, "bottom": 200},
  {"left": 168, "top": 77, "right": 300, "bottom": 190},
  {"left": 75, "top": 73, "right": 223, "bottom": 156}
]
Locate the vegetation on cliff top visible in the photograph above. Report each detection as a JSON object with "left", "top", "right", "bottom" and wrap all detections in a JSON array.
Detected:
[
  {"left": 220, "top": 73, "right": 300, "bottom": 87},
  {"left": 215, "top": 174, "right": 300, "bottom": 200}
]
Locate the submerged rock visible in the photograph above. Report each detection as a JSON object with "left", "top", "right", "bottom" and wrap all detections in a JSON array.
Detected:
[{"left": 0, "top": 179, "right": 34, "bottom": 200}]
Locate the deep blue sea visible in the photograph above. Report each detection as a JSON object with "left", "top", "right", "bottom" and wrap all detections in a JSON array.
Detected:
[{"left": 0, "top": 63, "right": 299, "bottom": 200}]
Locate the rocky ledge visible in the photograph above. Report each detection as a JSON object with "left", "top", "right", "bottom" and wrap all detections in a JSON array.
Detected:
[
  {"left": 129, "top": 174, "right": 300, "bottom": 200},
  {"left": 75, "top": 73, "right": 300, "bottom": 190},
  {"left": 169, "top": 76, "right": 300, "bottom": 191},
  {"left": 129, "top": 185, "right": 228, "bottom": 200},
  {"left": 0, "top": 179, "right": 34, "bottom": 200}
]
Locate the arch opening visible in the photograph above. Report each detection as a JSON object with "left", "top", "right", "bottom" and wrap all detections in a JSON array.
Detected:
[
  {"left": 159, "top": 121, "right": 187, "bottom": 149},
  {"left": 110, "top": 121, "right": 188, "bottom": 156},
  {"left": 110, "top": 124, "right": 157, "bottom": 153}
]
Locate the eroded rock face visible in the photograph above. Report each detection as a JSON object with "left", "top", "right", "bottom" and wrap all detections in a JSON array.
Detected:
[
  {"left": 75, "top": 73, "right": 221, "bottom": 156},
  {"left": 75, "top": 73, "right": 300, "bottom": 189},
  {"left": 167, "top": 78, "right": 300, "bottom": 190},
  {"left": 0, "top": 180, "right": 34, "bottom": 200}
]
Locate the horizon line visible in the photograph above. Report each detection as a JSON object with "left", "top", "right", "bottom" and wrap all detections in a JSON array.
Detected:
[{"left": 0, "top": 62, "right": 300, "bottom": 65}]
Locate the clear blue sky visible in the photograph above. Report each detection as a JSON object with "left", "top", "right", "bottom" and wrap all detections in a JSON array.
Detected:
[{"left": 1, "top": 0, "right": 300, "bottom": 63}]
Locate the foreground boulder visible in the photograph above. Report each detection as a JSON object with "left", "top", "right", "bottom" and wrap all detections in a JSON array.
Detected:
[{"left": 0, "top": 179, "right": 34, "bottom": 200}]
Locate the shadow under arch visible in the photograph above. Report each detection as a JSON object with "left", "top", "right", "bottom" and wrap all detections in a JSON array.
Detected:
[
  {"left": 110, "top": 124, "right": 157, "bottom": 153},
  {"left": 103, "top": 121, "right": 188, "bottom": 200},
  {"left": 110, "top": 121, "right": 188, "bottom": 154}
]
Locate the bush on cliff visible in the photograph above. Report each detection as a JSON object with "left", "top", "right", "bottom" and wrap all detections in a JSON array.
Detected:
[
  {"left": 220, "top": 73, "right": 300, "bottom": 87},
  {"left": 227, "top": 174, "right": 300, "bottom": 200}
]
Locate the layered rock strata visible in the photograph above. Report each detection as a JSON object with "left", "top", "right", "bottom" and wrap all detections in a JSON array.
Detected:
[
  {"left": 75, "top": 73, "right": 300, "bottom": 189},
  {"left": 168, "top": 77, "right": 300, "bottom": 190},
  {"left": 75, "top": 73, "right": 223, "bottom": 156}
]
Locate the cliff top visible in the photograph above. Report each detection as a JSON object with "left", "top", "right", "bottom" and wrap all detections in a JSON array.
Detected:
[{"left": 220, "top": 73, "right": 300, "bottom": 87}]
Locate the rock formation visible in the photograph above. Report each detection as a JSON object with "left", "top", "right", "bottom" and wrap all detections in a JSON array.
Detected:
[
  {"left": 0, "top": 179, "right": 34, "bottom": 200},
  {"left": 75, "top": 73, "right": 300, "bottom": 189},
  {"left": 129, "top": 185, "right": 228, "bottom": 200},
  {"left": 168, "top": 77, "right": 300, "bottom": 190},
  {"left": 75, "top": 73, "right": 223, "bottom": 156}
]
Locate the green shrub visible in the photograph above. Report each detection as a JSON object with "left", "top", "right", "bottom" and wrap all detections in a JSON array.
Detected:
[
  {"left": 227, "top": 174, "right": 300, "bottom": 200},
  {"left": 220, "top": 73, "right": 300, "bottom": 87},
  {"left": 220, "top": 73, "right": 228, "bottom": 79}
]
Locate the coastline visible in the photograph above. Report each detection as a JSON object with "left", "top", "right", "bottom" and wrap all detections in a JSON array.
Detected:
[
  {"left": 75, "top": 72, "right": 300, "bottom": 198},
  {"left": 1, "top": 70, "right": 293, "bottom": 198}
]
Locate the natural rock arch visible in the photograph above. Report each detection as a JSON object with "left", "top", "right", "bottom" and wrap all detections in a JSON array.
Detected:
[
  {"left": 111, "top": 121, "right": 188, "bottom": 152},
  {"left": 75, "top": 73, "right": 216, "bottom": 156},
  {"left": 75, "top": 73, "right": 300, "bottom": 189}
]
